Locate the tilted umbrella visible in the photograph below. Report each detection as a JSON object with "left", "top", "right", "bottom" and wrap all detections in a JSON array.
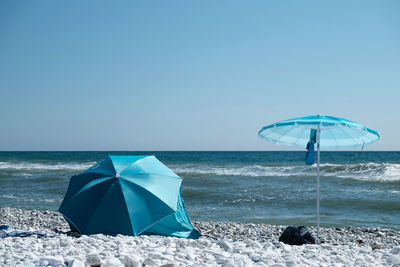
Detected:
[
  {"left": 258, "top": 115, "right": 380, "bottom": 240},
  {"left": 59, "top": 155, "right": 199, "bottom": 238}
]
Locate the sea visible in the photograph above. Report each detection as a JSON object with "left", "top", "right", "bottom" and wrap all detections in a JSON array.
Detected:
[{"left": 0, "top": 151, "right": 399, "bottom": 230}]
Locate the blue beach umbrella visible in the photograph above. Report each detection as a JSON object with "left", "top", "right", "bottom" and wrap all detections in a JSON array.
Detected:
[
  {"left": 59, "top": 155, "right": 200, "bottom": 238},
  {"left": 258, "top": 115, "right": 380, "bottom": 240}
]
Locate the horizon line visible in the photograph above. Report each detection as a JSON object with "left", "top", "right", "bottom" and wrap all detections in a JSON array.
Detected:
[{"left": 0, "top": 150, "right": 398, "bottom": 152}]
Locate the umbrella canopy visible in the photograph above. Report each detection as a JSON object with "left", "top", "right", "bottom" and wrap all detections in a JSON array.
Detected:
[
  {"left": 258, "top": 115, "right": 380, "bottom": 241},
  {"left": 59, "top": 155, "right": 199, "bottom": 238},
  {"left": 258, "top": 115, "right": 380, "bottom": 149}
]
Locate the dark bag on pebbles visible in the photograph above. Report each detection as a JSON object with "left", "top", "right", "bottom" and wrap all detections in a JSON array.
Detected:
[{"left": 279, "top": 226, "right": 316, "bottom": 245}]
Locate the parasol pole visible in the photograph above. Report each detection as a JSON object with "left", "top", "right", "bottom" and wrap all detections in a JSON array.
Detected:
[{"left": 316, "top": 124, "right": 321, "bottom": 243}]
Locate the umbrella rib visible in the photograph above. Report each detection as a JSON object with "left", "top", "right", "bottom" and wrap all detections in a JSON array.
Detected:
[
  {"left": 118, "top": 156, "right": 148, "bottom": 175},
  {"left": 355, "top": 127, "right": 372, "bottom": 144},
  {"left": 70, "top": 176, "right": 114, "bottom": 201},
  {"left": 293, "top": 128, "right": 308, "bottom": 147},
  {"left": 348, "top": 126, "right": 367, "bottom": 147},
  {"left": 138, "top": 211, "right": 176, "bottom": 236},
  {"left": 118, "top": 179, "right": 177, "bottom": 235},
  {"left": 118, "top": 157, "right": 181, "bottom": 180},
  {"left": 327, "top": 126, "right": 339, "bottom": 148},
  {"left": 339, "top": 126, "right": 361, "bottom": 148},
  {"left": 121, "top": 172, "right": 181, "bottom": 180},
  {"left": 275, "top": 126, "right": 300, "bottom": 144},
  {"left": 116, "top": 181, "right": 135, "bottom": 235},
  {"left": 81, "top": 181, "right": 115, "bottom": 233},
  {"left": 355, "top": 127, "right": 375, "bottom": 146},
  {"left": 121, "top": 177, "right": 179, "bottom": 211},
  {"left": 85, "top": 156, "right": 117, "bottom": 176},
  {"left": 261, "top": 125, "right": 290, "bottom": 140},
  {"left": 83, "top": 170, "right": 115, "bottom": 177}
]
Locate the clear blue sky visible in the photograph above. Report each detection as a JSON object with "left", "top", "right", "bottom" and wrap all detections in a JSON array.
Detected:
[{"left": 1, "top": 1, "right": 399, "bottom": 150}]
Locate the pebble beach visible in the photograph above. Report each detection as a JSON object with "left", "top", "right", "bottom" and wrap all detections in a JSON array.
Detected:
[{"left": 1, "top": 208, "right": 400, "bottom": 266}]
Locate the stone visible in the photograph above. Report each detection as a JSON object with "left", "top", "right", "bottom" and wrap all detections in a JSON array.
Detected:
[
  {"left": 38, "top": 256, "right": 64, "bottom": 267},
  {"left": 148, "top": 252, "right": 164, "bottom": 259},
  {"left": 377, "top": 231, "right": 385, "bottom": 237},
  {"left": 371, "top": 243, "right": 384, "bottom": 250},
  {"left": 142, "top": 258, "right": 155, "bottom": 266},
  {"left": 386, "top": 254, "right": 400, "bottom": 265},
  {"left": 250, "top": 253, "right": 261, "bottom": 262},
  {"left": 390, "top": 247, "right": 400, "bottom": 255},
  {"left": 3, "top": 208, "right": 400, "bottom": 267},
  {"left": 285, "top": 260, "right": 297, "bottom": 267},
  {"left": 68, "top": 259, "right": 85, "bottom": 267},
  {"left": 85, "top": 253, "right": 102, "bottom": 266},
  {"left": 122, "top": 255, "right": 141, "bottom": 267},
  {"left": 250, "top": 240, "right": 263, "bottom": 249},
  {"left": 102, "top": 258, "right": 124, "bottom": 267},
  {"left": 217, "top": 240, "right": 233, "bottom": 252}
]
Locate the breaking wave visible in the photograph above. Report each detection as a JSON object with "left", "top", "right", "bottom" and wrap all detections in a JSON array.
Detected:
[
  {"left": 172, "top": 163, "right": 400, "bottom": 182},
  {"left": 1, "top": 160, "right": 399, "bottom": 182},
  {"left": 319, "top": 163, "right": 400, "bottom": 181},
  {"left": 173, "top": 165, "right": 310, "bottom": 177},
  {"left": 0, "top": 161, "right": 95, "bottom": 171},
  {"left": 0, "top": 194, "right": 59, "bottom": 203}
]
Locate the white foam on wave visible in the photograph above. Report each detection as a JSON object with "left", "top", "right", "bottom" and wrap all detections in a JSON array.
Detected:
[
  {"left": 320, "top": 163, "right": 400, "bottom": 182},
  {"left": 172, "top": 164, "right": 312, "bottom": 177},
  {"left": 227, "top": 195, "right": 275, "bottom": 204},
  {"left": 0, "top": 161, "right": 95, "bottom": 171},
  {"left": 0, "top": 194, "right": 58, "bottom": 203},
  {"left": 1, "top": 160, "right": 398, "bottom": 182},
  {"left": 172, "top": 162, "right": 400, "bottom": 182}
]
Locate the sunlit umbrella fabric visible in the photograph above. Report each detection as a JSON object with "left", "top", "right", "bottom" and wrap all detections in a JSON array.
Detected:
[{"left": 59, "top": 155, "right": 199, "bottom": 238}]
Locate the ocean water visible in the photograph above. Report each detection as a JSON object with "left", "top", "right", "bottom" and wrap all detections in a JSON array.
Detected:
[{"left": 0, "top": 151, "right": 399, "bottom": 230}]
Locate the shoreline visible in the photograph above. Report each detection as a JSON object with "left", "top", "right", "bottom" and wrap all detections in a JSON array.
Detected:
[{"left": 1, "top": 207, "right": 399, "bottom": 266}]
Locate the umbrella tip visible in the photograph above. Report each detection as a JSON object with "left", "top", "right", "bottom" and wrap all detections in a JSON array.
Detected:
[{"left": 115, "top": 173, "right": 120, "bottom": 178}]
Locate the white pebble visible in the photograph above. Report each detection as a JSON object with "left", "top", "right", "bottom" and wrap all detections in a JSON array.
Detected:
[
  {"left": 1, "top": 208, "right": 400, "bottom": 267},
  {"left": 85, "top": 253, "right": 102, "bottom": 266},
  {"left": 102, "top": 258, "right": 124, "bottom": 267},
  {"left": 142, "top": 258, "right": 155, "bottom": 266},
  {"left": 122, "top": 255, "right": 141, "bottom": 267},
  {"left": 68, "top": 259, "right": 85, "bottom": 267},
  {"left": 217, "top": 240, "right": 233, "bottom": 252},
  {"left": 38, "top": 256, "right": 64, "bottom": 267},
  {"left": 390, "top": 246, "right": 400, "bottom": 254}
]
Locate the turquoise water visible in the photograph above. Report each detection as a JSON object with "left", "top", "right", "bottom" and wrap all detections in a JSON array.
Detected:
[{"left": 0, "top": 151, "right": 399, "bottom": 229}]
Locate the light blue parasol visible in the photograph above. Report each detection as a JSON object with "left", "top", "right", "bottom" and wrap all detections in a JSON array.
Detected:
[{"left": 258, "top": 115, "right": 380, "bottom": 240}]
